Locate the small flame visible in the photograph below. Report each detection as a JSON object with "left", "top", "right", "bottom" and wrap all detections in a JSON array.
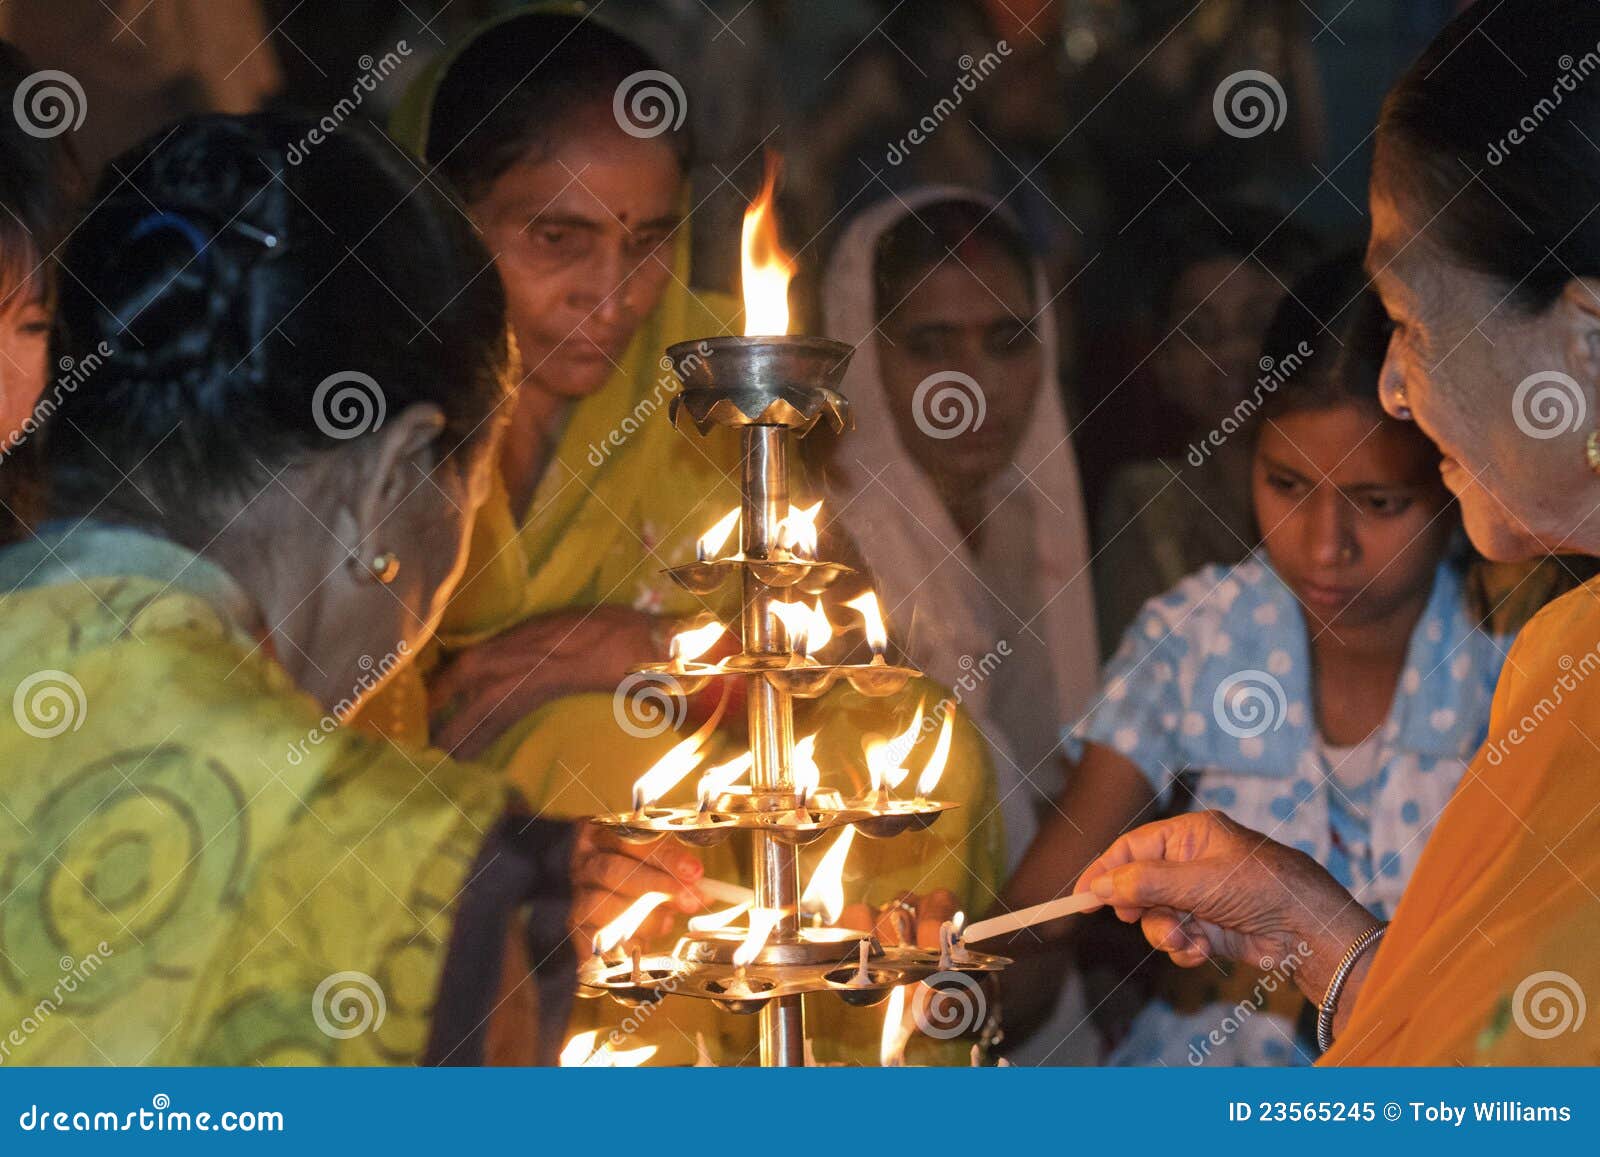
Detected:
[
  {"left": 916, "top": 706, "right": 956, "bottom": 798},
  {"left": 791, "top": 733, "right": 821, "bottom": 801},
  {"left": 697, "top": 750, "right": 752, "bottom": 802},
  {"left": 740, "top": 155, "right": 794, "bottom": 337},
  {"left": 594, "top": 892, "right": 672, "bottom": 954},
  {"left": 688, "top": 901, "right": 752, "bottom": 932},
  {"left": 799, "top": 825, "right": 857, "bottom": 925},
  {"left": 777, "top": 500, "right": 822, "bottom": 559},
  {"left": 668, "top": 619, "right": 727, "bottom": 666},
  {"left": 865, "top": 702, "right": 924, "bottom": 792},
  {"left": 880, "top": 985, "right": 911, "bottom": 1067},
  {"left": 804, "top": 599, "right": 832, "bottom": 659},
  {"left": 733, "top": 907, "right": 786, "bottom": 967},
  {"left": 560, "top": 1030, "right": 658, "bottom": 1068},
  {"left": 697, "top": 507, "right": 740, "bottom": 561},
  {"left": 630, "top": 684, "right": 728, "bottom": 809},
  {"left": 559, "top": 1030, "right": 600, "bottom": 1067},
  {"left": 770, "top": 600, "right": 813, "bottom": 653},
  {"left": 771, "top": 599, "right": 832, "bottom": 659},
  {"left": 844, "top": 591, "right": 888, "bottom": 655}
]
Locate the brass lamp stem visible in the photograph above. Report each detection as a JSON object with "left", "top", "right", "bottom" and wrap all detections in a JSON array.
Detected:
[{"left": 740, "top": 424, "right": 805, "bottom": 1067}]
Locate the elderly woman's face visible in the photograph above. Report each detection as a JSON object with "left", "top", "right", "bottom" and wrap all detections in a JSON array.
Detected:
[
  {"left": 471, "top": 109, "right": 681, "bottom": 403},
  {"left": 1367, "top": 174, "right": 1600, "bottom": 560}
]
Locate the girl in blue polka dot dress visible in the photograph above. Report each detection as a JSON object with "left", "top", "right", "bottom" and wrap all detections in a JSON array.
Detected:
[{"left": 1002, "top": 256, "right": 1514, "bottom": 1066}]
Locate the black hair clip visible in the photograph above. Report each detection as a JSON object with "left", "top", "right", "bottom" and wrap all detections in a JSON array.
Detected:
[
  {"left": 128, "top": 211, "right": 210, "bottom": 256},
  {"left": 128, "top": 210, "right": 280, "bottom": 255},
  {"left": 234, "top": 222, "right": 280, "bottom": 249}
]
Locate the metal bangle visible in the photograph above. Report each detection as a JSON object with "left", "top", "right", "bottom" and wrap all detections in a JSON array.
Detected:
[{"left": 1316, "top": 922, "right": 1387, "bottom": 1053}]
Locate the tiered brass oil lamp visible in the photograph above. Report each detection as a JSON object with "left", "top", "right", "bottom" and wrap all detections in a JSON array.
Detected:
[{"left": 577, "top": 167, "right": 1008, "bottom": 1066}]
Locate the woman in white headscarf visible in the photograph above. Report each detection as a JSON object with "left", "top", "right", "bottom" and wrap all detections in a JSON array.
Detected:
[{"left": 818, "top": 188, "right": 1101, "bottom": 1062}]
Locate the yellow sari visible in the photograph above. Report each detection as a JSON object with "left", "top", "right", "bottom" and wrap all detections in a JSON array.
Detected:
[
  {"left": 0, "top": 525, "right": 506, "bottom": 1065},
  {"left": 383, "top": 7, "right": 1006, "bottom": 1065},
  {"left": 1322, "top": 577, "right": 1600, "bottom": 1065}
]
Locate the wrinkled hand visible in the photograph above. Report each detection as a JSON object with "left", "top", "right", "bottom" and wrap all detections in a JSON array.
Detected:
[
  {"left": 431, "top": 607, "right": 664, "bottom": 758},
  {"left": 570, "top": 826, "right": 705, "bottom": 948},
  {"left": 838, "top": 889, "right": 959, "bottom": 950},
  {"left": 1074, "top": 810, "right": 1376, "bottom": 998}
]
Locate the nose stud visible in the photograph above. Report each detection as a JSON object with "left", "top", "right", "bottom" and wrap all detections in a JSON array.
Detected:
[{"left": 1390, "top": 380, "right": 1412, "bottom": 421}]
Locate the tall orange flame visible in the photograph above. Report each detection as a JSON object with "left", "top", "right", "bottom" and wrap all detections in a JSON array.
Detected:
[
  {"left": 740, "top": 156, "right": 795, "bottom": 336},
  {"left": 916, "top": 707, "right": 956, "bottom": 799},
  {"left": 799, "top": 825, "right": 857, "bottom": 924}
]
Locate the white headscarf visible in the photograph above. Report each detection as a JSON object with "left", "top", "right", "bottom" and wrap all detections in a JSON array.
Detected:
[{"left": 821, "top": 186, "right": 1099, "bottom": 861}]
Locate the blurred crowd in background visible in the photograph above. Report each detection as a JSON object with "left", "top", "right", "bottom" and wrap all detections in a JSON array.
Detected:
[{"left": 0, "top": 0, "right": 1467, "bottom": 618}]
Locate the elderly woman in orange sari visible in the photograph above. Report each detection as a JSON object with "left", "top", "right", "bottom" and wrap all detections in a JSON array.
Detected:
[{"left": 1069, "top": 0, "right": 1600, "bottom": 1065}]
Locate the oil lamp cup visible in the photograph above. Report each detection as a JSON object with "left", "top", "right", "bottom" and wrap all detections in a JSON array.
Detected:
[{"left": 667, "top": 336, "right": 852, "bottom": 435}]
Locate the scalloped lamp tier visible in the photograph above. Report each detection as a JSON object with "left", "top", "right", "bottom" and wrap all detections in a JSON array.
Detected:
[
  {"left": 578, "top": 928, "right": 1008, "bottom": 1011},
  {"left": 627, "top": 658, "right": 919, "bottom": 699},
  {"left": 666, "top": 336, "right": 854, "bottom": 434},
  {"left": 589, "top": 795, "right": 958, "bottom": 848},
  {"left": 665, "top": 555, "right": 855, "bottom": 596}
]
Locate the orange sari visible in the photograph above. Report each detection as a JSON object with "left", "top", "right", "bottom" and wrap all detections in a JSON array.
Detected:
[{"left": 1323, "top": 579, "right": 1600, "bottom": 1065}]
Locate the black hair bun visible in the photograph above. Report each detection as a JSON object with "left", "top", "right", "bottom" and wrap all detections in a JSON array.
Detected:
[{"left": 44, "top": 112, "right": 508, "bottom": 532}]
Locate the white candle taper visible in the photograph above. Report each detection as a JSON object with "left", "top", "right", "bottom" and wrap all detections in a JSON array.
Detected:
[
  {"left": 960, "top": 892, "right": 1102, "bottom": 943},
  {"left": 697, "top": 878, "right": 756, "bottom": 905}
]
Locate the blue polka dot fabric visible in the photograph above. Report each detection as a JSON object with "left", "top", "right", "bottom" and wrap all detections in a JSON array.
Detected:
[{"left": 1067, "top": 552, "right": 1513, "bottom": 1068}]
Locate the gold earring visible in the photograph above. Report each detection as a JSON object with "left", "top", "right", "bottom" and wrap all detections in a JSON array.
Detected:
[
  {"left": 365, "top": 552, "right": 400, "bottom": 584},
  {"left": 1587, "top": 431, "right": 1600, "bottom": 477}
]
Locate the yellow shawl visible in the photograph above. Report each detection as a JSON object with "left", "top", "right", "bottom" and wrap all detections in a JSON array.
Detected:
[{"left": 0, "top": 525, "right": 504, "bottom": 1065}]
